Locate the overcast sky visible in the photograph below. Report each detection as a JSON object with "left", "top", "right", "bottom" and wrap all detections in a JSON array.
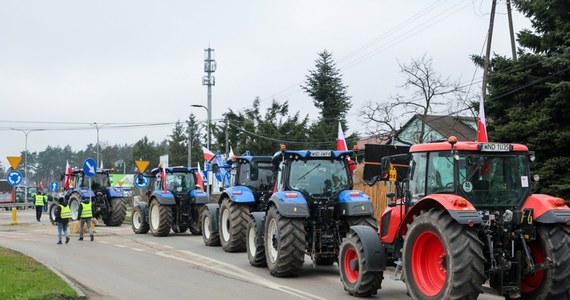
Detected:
[{"left": 0, "top": 0, "right": 531, "bottom": 172}]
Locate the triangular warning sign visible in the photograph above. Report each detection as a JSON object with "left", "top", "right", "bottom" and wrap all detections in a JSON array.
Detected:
[
  {"left": 7, "top": 156, "right": 22, "bottom": 170},
  {"left": 135, "top": 160, "right": 150, "bottom": 173}
]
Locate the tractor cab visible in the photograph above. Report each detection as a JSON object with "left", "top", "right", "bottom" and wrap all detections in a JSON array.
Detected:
[{"left": 228, "top": 156, "right": 275, "bottom": 192}]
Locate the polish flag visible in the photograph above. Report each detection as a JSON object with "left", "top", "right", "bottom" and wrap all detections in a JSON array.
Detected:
[
  {"left": 477, "top": 95, "right": 488, "bottom": 142},
  {"left": 196, "top": 162, "right": 205, "bottom": 190},
  {"left": 162, "top": 166, "right": 168, "bottom": 193},
  {"left": 64, "top": 160, "right": 72, "bottom": 190},
  {"left": 228, "top": 146, "right": 235, "bottom": 160},
  {"left": 337, "top": 122, "right": 357, "bottom": 174},
  {"left": 202, "top": 146, "right": 215, "bottom": 161}
]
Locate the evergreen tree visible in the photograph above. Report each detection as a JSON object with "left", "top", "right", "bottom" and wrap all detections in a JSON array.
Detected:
[
  {"left": 186, "top": 113, "right": 204, "bottom": 168},
  {"left": 477, "top": 0, "right": 570, "bottom": 199},
  {"left": 168, "top": 120, "right": 188, "bottom": 166}
]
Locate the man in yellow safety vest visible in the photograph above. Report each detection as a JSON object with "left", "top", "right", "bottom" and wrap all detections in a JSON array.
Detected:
[
  {"left": 54, "top": 198, "right": 71, "bottom": 244},
  {"left": 34, "top": 193, "right": 44, "bottom": 222},
  {"left": 77, "top": 198, "right": 94, "bottom": 241}
]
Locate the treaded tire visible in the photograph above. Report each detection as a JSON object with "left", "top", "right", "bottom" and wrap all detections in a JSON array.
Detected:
[
  {"left": 48, "top": 203, "right": 58, "bottom": 225},
  {"left": 103, "top": 198, "right": 126, "bottom": 226},
  {"left": 202, "top": 207, "right": 220, "bottom": 246},
  {"left": 247, "top": 217, "right": 266, "bottom": 267},
  {"left": 403, "top": 208, "right": 485, "bottom": 300},
  {"left": 521, "top": 224, "right": 570, "bottom": 300},
  {"left": 132, "top": 205, "right": 149, "bottom": 234},
  {"left": 149, "top": 199, "right": 172, "bottom": 237},
  {"left": 265, "top": 206, "right": 305, "bottom": 277},
  {"left": 345, "top": 216, "right": 378, "bottom": 233},
  {"left": 340, "top": 231, "right": 383, "bottom": 296},
  {"left": 219, "top": 198, "right": 249, "bottom": 252},
  {"left": 190, "top": 205, "right": 205, "bottom": 235},
  {"left": 314, "top": 255, "right": 336, "bottom": 266},
  {"left": 68, "top": 193, "right": 81, "bottom": 221}
]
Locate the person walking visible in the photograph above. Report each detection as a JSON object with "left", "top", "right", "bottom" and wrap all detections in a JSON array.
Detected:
[
  {"left": 34, "top": 193, "right": 44, "bottom": 222},
  {"left": 77, "top": 197, "right": 94, "bottom": 241},
  {"left": 53, "top": 198, "right": 71, "bottom": 244},
  {"left": 42, "top": 192, "right": 49, "bottom": 212}
]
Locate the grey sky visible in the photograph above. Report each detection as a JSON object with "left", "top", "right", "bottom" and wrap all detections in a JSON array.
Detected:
[{"left": 0, "top": 0, "right": 531, "bottom": 171}]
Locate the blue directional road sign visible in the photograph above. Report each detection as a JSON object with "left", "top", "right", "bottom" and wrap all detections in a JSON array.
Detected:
[
  {"left": 50, "top": 181, "right": 59, "bottom": 192},
  {"left": 6, "top": 170, "right": 23, "bottom": 186},
  {"left": 134, "top": 176, "right": 149, "bottom": 189},
  {"left": 83, "top": 158, "right": 97, "bottom": 177}
]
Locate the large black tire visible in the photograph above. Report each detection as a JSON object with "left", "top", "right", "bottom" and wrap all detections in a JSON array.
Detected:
[
  {"left": 219, "top": 199, "right": 249, "bottom": 252},
  {"left": 68, "top": 193, "right": 81, "bottom": 221},
  {"left": 189, "top": 205, "right": 205, "bottom": 235},
  {"left": 520, "top": 224, "right": 570, "bottom": 300},
  {"left": 264, "top": 206, "right": 305, "bottom": 277},
  {"left": 246, "top": 217, "right": 266, "bottom": 267},
  {"left": 403, "top": 208, "right": 485, "bottom": 300},
  {"left": 103, "top": 198, "right": 126, "bottom": 226},
  {"left": 48, "top": 203, "right": 58, "bottom": 225},
  {"left": 345, "top": 216, "right": 378, "bottom": 235},
  {"left": 202, "top": 207, "right": 220, "bottom": 246},
  {"left": 149, "top": 199, "right": 172, "bottom": 237},
  {"left": 340, "top": 231, "right": 383, "bottom": 296},
  {"left": 131, "top": 205, "right": 149, "bottom": 234}
]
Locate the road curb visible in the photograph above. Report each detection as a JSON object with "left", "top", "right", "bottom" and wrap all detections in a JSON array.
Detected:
[{"left": 45, "top": 264, "right": 87, "bottom": 299}]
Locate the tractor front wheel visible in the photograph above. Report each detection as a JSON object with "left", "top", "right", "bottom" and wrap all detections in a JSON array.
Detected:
[
  {"left": 521, "top": 224, "right": 570, "bottom": 300},
  {"left": 68, "top": 194, "right": 81, "bottom": 221},
  {"left": 264, "top": 206, "right": 305, "bottom": 277},
  {"left": 339, "top": 231, "right": 383, "bottom": 296},
  {"left": 219, "top": 199, "right": 249, "bottom": 252},
  {"left": 246, "top": 217, "right": 266, "bottom": 267},
  {"left": 131, "top": 205, "right": 149, "bottom": 234},
  {"left": 403, "top": 208, "right": 485, "bottom": 300},
  {"left": 149, "top": 199, "right": 172, "bottom": 237},
  {"left": 189, "top": 205, "right": 204, "bottom": 235},
  {"left": 202, "top": 207, "right": 220, "bottom": 246}
]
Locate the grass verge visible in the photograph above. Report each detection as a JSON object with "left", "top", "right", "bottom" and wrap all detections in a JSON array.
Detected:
[{"left": 0, "top": 246, "right": 78, "bottom": 300}]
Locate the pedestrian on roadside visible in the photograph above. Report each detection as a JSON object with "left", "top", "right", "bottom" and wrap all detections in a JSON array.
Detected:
[
  {"left": 34, "top": 193, "right": 44, "bottom": 222},
  {"left": 43, "top": 192, "right": 48, "bottom": 212},
  {"left": 53, "top": 197, "right": 71, "bottom": 244},
  {"left": 77, "top": 197, "right": 94, "bottom": 241}
]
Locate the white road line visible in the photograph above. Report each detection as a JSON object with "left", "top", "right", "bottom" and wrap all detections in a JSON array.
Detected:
[{"left": 132, "top": 248, "right": 145, "bottom": 252}]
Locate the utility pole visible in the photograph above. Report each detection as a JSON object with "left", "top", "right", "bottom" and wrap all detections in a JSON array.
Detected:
[
  {"left": 506, "top": 0, "right": 518, "bottom": 61},
  {"left": 482, "top": 0, "right": 497, "bottom": 98},
  {"left": 202, "top": 47, "right": 216, "bottom": 197}
]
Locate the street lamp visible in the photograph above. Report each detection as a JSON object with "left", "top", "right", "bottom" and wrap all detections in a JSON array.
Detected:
[
  {"left": 10, "top": 128, "right": 44, "bottom": 202},
  {"left": 190, "top": 104, "right": 210, "bottom": 196},
  {"left": 92, "top": 122, "right": 102, "bottom": 169}
]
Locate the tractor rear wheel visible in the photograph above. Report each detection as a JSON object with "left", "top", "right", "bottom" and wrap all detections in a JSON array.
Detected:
[
  {"left": 246, "top": 217, "right": 266, "bottom": 267},
  {"left": 219, "top": 199, "right": 249, "bottom": 252},
  {"left": 103, "top": 198, "right": 126, "bottom": 226},
  {"left": 149, "top": 199, "right": 172, "bottom": 237},
  {"left": 265, "top": 206, "right": 305, "bottom": 277},
  {"left": 340, "top": 231, "right": 383, "bottom": 296},
  {"left": 403, "top": 208, "right": 485, "bottom": 300},
  {"left": 521, "top": 224, "right": 570, "bottom": 300},
  {"left": 131, "top": 205, "right": 149, "bottom": 234},
  {"left": 68, "top": 194, "right": 81, "bottom": 221},
  {"left": 189, "top": 205, "right": 205, "bottom": 235},
  {"left": 202, "top": 207, "right": 220, "bottom": 246}
]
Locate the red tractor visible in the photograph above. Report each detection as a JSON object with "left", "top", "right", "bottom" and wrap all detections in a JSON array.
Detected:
[{"left": 340, "top": 137, "right": 570, "bottom": 299}]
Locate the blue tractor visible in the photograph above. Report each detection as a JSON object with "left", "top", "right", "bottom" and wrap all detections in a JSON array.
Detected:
[
  {"left": 50, "top": 168, "right": 127, "bottom": 226},
  {"left": 132, "top": 166, "right": 208, "bottom": 237},
  {"left": 202, "top": 154, "right": 276, "bottom": 252},
  {"left": 247, "top": 147, "right": 377, "bottom": 275}
]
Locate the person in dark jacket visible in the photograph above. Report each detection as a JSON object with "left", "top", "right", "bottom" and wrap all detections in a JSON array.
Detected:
[
  {"left": 53, "top": 198, "right": 71, "bottom": 244},
  {"left": 77, "top": 198, "right": 94, "bottom": 241}
]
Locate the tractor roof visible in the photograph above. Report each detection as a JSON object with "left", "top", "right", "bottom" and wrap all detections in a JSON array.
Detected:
[
  {"left": 232, "top": 156, "right": 273, "bottom": 163},
  {"left": 410, "top": 140, "right": 529, "bottom": 153},
  {"left": 272, "top": 150, "right": 353, "bottom": 163},
  {"left": 149, "top": 166, "right": 197, "bottom": 175}
]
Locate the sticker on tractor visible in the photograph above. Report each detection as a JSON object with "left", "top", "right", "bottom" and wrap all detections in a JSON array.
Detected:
[
  {"left": 462, "top": 181, "right": 473, "bottom": 193},
  {"left": 309, "top": 151, "right": 332, "bottom": 157},
  {"left": 480, "top": 143, "right": 511, "bottom": 152}
]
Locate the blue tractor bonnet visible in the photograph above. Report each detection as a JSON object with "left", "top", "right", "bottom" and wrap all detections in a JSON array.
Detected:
[{"left": 272, "top": 150, "right": 354, "bottom": 163}]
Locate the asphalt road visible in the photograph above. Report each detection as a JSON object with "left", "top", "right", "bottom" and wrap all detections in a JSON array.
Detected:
[{"left": 0, "top": 209, "right": 504, "bottom": 300}]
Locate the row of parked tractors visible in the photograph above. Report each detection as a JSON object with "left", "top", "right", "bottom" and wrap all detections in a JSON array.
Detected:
[{"left": 53, "top": 138, "right": 570, "bottom": 299}]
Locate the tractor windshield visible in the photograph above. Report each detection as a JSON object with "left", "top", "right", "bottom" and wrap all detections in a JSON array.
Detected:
[
  {"left": 236, "top": 161, "right": 275, "bottom": 191},
  {"left": 166, "top": 172, "right": 196, "bottom": 193},
  {"left": 92, "top": 173, "right": 111, "bottom": 190},
  {"left": 288, "top": 159, "right": 350, "bottom": 198},
  {"left": 456, "top": 153, "right": 530, "bottom": 207}
]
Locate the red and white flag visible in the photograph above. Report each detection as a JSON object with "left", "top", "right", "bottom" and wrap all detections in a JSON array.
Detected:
[
  {"left": 228, "top": 146, "right": 235, "bottom": 160},
  {"left": 162, "top": 166, "right": 168, "bottom": 193},
  {"left": 202, "top": 146, "right": 215, "bottom": 161},
  {"left": 477, "top": 95, "right": 488, "bottom": 142},
  {"left": 64, "top": 160, "right": 72, "bottom": 190},
  {"left": 196, "top": 162, "right": 205, "bottom": 190},
  {"left": 337, "top": 122, "right": 357, "bottom": 174}
]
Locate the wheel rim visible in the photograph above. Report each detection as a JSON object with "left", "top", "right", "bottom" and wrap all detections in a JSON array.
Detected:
[
  {"left": 50, "top": 206, "right": 57, "bottom": 220},
  {"left": 70, "top": 199, "right": 79, "bottom": 220},
  {"left": 133, "top": 210, "right": 141, "bottom": 229},
  {"left": 267, "top": 218, "right": 278, "bottom": 263},
  {"left": 248, "top": 225, "right": 257, "bottom": 257},
  {"left": 203, "top": 214, "right": 211, "bottom": 239},
  {"left": 150, "top": 203, "right": 160, "bottom": 230},
  {"left": 412, "top": 231, "right": 446, "bottom": 296},
  {"left": 343, "top": 246, "right": 359, "bottom": 284},
  {"left": 221, "top": 208, "right": 231, "bottom": 242},
  {"left": 521, "top": 241, "right": 545, "bottom": 293}
]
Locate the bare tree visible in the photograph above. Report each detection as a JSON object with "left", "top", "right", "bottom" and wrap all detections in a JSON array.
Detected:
[{"left": 360, "top": 54, "right": 465, "bottom": 144}]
